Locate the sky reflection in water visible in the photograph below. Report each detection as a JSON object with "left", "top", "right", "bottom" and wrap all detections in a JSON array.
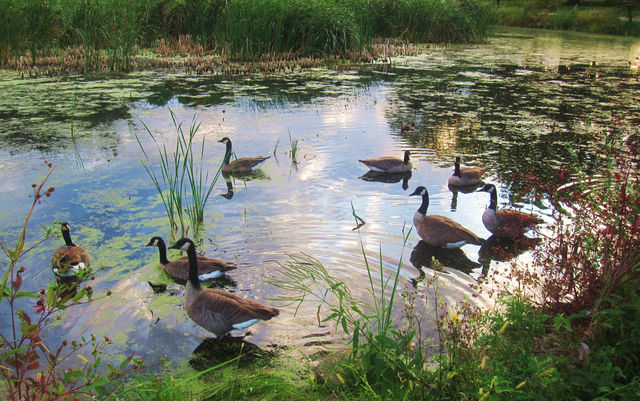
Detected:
[{"left": 0, "top": 27, "right": 638, "bottom": 364}]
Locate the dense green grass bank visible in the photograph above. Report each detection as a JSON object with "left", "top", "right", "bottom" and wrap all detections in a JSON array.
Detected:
[
  {"left": 497, "top": 1, "right": 640, "bottom": 36},
  {"left": 0, "top": 0, "right": 496, "bottom": 72}
]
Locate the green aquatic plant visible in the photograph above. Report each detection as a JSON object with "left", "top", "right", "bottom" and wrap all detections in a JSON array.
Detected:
[
  {"left": 136, "top": 110, "right": 222, "bottom": 239},
  {"left": 288, "top": 131, "right": 299, "bottom": 163},
  {"left": 270, "top": 219, "right": 444, "bottom": 398}
]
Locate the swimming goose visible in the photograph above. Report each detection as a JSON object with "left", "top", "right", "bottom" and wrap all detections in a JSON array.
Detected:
[
  {"left": 478, "top": 184, "right": 543, "bottom": 239},
  {"left": 448, "top": 156, "right": 486, "bottom": 187},
  {"left": 168, "top": 238, "right": 279, "bottom": 337},
  {"left": 409, "top": 186, "right": 482, "bottom": 248},
  {"left": 400, "top": 123, "right": 415, "bottom": 133},
  {"left": 146, "top": 236, "right": 236, "bottom": 282},
  {"left": 359, "top": 150, "right": 412, "bottom": 174},
  {"left": 51, "top": 222, "right": 91, "bottom": 278},
  {"left": 218, "top": 137, "right": 270, "bottom": 174}
]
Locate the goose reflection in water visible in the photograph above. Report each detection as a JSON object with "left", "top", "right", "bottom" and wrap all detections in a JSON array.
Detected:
[
  {"left": 221, "top": 174, "right": 234, "bottom": 199},
  {"left": 359, "top": 170, "right": 412, "bottom": 190},
  {"left": 190, "top": 336, "right": 268, "bottom": 370},
  {"left": 410, "top": 240, "right": 482, "bottom": 285},
  {"left": 220, "top": 170, "right": 270, "bottom": 199},
  {"left": 478, "top": 235, "right": 542, "bottom": 279},
  {"left": 478, "top": 235, "right": 542, "bottom": 263},
  {"left": 448, "top": 182, "right": 484, "bottom": 211}
]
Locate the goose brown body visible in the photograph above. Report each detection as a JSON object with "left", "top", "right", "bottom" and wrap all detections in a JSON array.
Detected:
[
  {"left": 218, "top": 137, "right": 270, "bottom": 173},
  {"left": 478, "top": 184, "right": 543, "bottom": 239},
  {"left": 51, "top": 222, "right": 90, "bottom": 276},
  {"left": 146, "top": 237, "right": 236, "bottom": 282},
  {"left": 169, "top": 238, "right": 279, "bottom": 337},
  {"left": 359, "top": 150, "right": 412, "bottom": 174},
  {"left": 410, "top": 186, "right": 482, "bottom": 248},
  {"left": 185, "top": 287, "right": 279, "bottom": 336},
  {"left": 448, "top": 157, "right": 486, "bottom": 186}
]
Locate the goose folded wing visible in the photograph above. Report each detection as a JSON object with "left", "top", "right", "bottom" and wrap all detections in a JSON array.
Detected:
[{"left": 421, "top": 216, "right": 480, "bottom": 245}]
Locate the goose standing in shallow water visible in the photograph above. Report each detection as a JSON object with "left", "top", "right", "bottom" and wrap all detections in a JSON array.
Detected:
[
  {"left": 218, "top": 137, "right": 270, "bottom": 174},
  {"left": 409, "top": 186, "right": 482, "bottom": 248},
  {"left": 51, "top": 222, "right": 91, "bottom": 278},
  {"left": 478, "top": 184, "right": 543, "bottom": 239},
  {"left": 359, "top": 150, "right": 412, "bottom": 174},
  {"left": 146, "top": 236, "right": 236, "bottom": 282},
  {"left": 448, "top": 156, "right": 486, "bottom": 187},
  {"left": 169, "top": 238, "right": 279, "bottom": 337}
]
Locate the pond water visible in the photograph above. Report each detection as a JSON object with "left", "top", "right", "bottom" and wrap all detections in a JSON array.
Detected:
[{"left": 1, "top": 27, "right": 639, "bottom": 366}]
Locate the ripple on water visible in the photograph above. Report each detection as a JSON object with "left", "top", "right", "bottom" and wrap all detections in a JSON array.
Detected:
[{"left": 0, "top": 27, "right": 638, "bottom": 365}]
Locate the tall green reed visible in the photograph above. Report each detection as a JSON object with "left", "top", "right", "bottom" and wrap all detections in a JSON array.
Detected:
[
  {"left": 269, "top": 216, "right": 428, "bottom": 396},
  {"left": 136, "top": 110, "right": 222, "bottom": 239},
  {"left": 288, "top": 131, "right": 299, "bottom": 163},
  {"left": 2, "top": 0, "right": 496, "bottom": 68},
  {"left": 389, "top": 0, "right": 496, "bottom": 43}
]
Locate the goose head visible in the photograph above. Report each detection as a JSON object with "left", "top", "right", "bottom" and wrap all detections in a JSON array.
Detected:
[
  {"left": 403, "top": 150, "right": 411, "bottom": 165},
  {"left": 146, "top": 236, "right": 164, "bottom": 247},
  {"left": 478, "top": 183, "right": 496, "bottom": 193},
  {"left": 409, "top": 186, "right": 428, "bottom": 198},
  {"left": 60, "top": 222, "right": 75, "bottom": 246},
  {"left": 453, "top": 156, "right": 461, "bottom": 176},
  {"left": 217, "top": 137, "right": 231, "bottom": 145},
  {"left": 410, "top": 186, "right": 430, "bottom": 217},
  {"left": 168, "top": 237, "right": 195, "bottom": 252}
]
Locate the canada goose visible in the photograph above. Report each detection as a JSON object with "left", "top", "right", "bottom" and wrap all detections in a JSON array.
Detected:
[
  {"left": 448, "top": 156, "right": 486, "bottom": 187},
  {"left": 400, "top": 123, "right": 415, "bottom": 133},
  {"left": 146, "top": 236, "right": 236, "bottom": 282},
  {"left": 409, "top": 186, "right": 482, "bottom": 248},
  {"left": 168, "top": 238, "right": 279, "bottom": 337},
  {"left": 51, "top": 222, "right": 91, "bottom": 278},
  {"left": 359, "top": 150, "right": 412, "bottom": 174},
  {"left": 478, "top": 184, "right": 543, "bottom": 239},
  {"left": 218, "top": 137, "right": 270, "bottom": 174}
]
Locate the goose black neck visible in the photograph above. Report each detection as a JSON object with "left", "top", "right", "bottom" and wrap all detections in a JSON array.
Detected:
[
  {"left": 488, "top": 186, "right": 498, "bottom": 210},
  {"left": 186, "top": 243, "right": 201, "bottom": 290},
  {"left": 403, "top": 151, "right": 410, "bottom": 164},
  {"left": 453, "top": 161, "right": 461, "bottom": 177},
  {"left": 62, "top": 229, "right": 74, "bottom": 246},
  {"left": 223, "top": 141, "right": 232, "bottom": 165},
  {"left": 157, "top": 239, "right": 170, "bottom": 265},
  {"left": 418, "top": 193, "right": 429, "bottom": 215}
]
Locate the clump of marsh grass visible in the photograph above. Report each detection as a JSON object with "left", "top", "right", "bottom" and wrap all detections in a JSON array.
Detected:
[
  {"left": 2, "top": 0, "right": 497, "bottom": 73},
  {"left": 269, "top": 221, "right": 439, "bottom": 396},
  {"left": 288, "top": 132, "right": 299, "bottom": 163},
  {"left": 136, "top": 110, "right": 222, "bottom": 239}
]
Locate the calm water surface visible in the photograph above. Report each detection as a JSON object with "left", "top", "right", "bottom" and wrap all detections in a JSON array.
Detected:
[{"left": 1, "top": 27, "right": 638, "bottom": 365}]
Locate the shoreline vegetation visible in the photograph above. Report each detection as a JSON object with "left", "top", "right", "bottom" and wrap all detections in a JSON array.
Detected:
[
  {"left": 1, "top": 120, "right": 638, "bottom": 400},
  {"left": 1, "top": 1, "right": 639, "bottom": 76},
  {"left": 0, "top": 0, "right": 496, "bottom": 75},
  {"left": 1, "top": 2, "right": 639, "bottom": 400}
]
